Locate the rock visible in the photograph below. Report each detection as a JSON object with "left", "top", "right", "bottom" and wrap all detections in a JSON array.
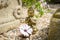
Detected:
[
  {"left": 1, "top": 28, "right": 30, "bottom": 40},
  {"left": 30, "top": 28, "right": 48, "bottom": 40},
  {"left": 0, "top": 0, "right": 21, "bottom": 34},
  {"left": 0, "top": 0, "right": 54, "bottom": 40},
  {"left": 0, "top": 0, "right": 8, "bottom": 9},
  {"left": 48, "top": 9, "right": 60, "bottom": 40}
]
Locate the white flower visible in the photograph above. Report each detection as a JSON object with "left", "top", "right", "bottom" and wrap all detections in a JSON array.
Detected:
[{"left": 19, "top": 24, "right": 33, "bottom": 37}]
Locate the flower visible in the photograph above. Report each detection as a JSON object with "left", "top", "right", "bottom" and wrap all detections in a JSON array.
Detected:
[{"left": 19, "top": 24, "right": 33, "bottom": 37}]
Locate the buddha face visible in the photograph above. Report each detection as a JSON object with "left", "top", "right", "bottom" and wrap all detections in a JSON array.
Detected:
[{"left": 28, "top": 7, "right": 34, "bottom": 17}]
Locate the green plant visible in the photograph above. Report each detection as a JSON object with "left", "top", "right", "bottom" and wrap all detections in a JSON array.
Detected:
[
  {"left": 22, "top": 0, "right": 45, "bottom": 17},
  {"left": 35, "top": 2, "right": 44, "bottom": 16},
  {"left": 22, "top": 0, "right": 37, "bottom": 7}
]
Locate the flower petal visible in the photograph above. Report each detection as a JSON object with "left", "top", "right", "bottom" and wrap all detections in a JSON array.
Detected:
[
  {"left": 24, "top": 24, "right": 30, "bottom": 30},
  {"left": 27, "top": 28, "right": 33, "bottom": 34},
  {"left": 24, "top": 32, "right": 29, "bottom": 37},
  {"left": 19, "top": 24, "right": 30, "bottom": 30},
  {"left": 20, "top": 29, "right": 29, "bottom": 37}
]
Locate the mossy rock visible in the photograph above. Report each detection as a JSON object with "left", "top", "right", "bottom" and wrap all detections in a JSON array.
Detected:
[{"left": 48, "top": 9, "right": 60, "bottom": 40}]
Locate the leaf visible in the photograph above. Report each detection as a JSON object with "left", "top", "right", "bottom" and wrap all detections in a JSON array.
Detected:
[{"left": 35, "top": 2, "right": 44, "bottom": 16}]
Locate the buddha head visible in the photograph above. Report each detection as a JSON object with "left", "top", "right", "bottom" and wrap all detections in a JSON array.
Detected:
[{"left": 28, "top": 7, "right": 34, "bottom": 17}]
